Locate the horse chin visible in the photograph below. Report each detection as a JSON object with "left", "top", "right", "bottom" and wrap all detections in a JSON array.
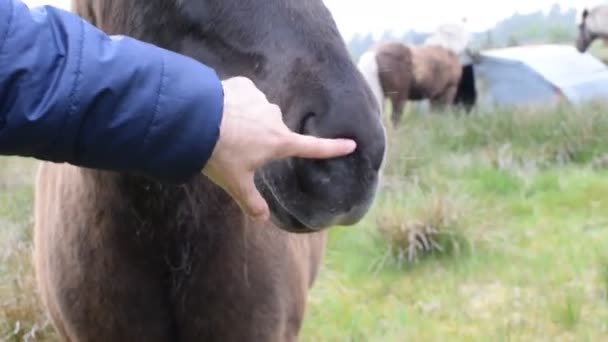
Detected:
[
  {"left": 576, "top": 40, "right": 588, "bottom": 53},
  {"left": 576, "top": 30, "right": 596, "bottom": 53},
  {"left": 267, "top": 198, "right": 375, "bottom": 234},
  {"left": 267, "top": 207, "right": 320, "bottom": 234},
  {"left": 255, "top": 169, "right": 378, "bottom": 234},
  {"left": 266, "top": 198, "right": 375, "bottom": 234}
]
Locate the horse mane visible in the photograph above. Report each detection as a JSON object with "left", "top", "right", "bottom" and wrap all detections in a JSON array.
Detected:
[{"left": 583, "top": 5, "right": 608, "bottom": 37}]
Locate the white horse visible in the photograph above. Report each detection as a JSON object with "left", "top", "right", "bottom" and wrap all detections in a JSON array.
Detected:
[
  {"left": 577, "top": 5, "right": 608, "bottom": 53},
  {"left": 424, "top": 19, "right": 472, "bottom": 61},
  {"left": 357, "top": 50, "right": 385, "bottom": 117}
]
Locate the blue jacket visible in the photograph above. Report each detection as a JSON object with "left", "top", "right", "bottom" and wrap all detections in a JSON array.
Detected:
[{"left": 0, "top": 0, "right": 224, "bottom": 183}]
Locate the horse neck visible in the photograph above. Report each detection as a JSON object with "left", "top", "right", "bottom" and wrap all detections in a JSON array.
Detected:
[
  {"left": 80, "top": 168, "right": 240, "bottom": 238},
  {"left": 88, "top": 0, "right": 186, "bottom": 51}
]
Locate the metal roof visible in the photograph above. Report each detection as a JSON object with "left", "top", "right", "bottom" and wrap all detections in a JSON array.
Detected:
[{"left": 478, "top": 44, "right": 608, "bottom": 104}]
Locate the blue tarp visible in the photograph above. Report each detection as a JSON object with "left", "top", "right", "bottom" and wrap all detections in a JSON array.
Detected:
[{"left": 473, "top": 44, "right": 608, "bottom": 107}]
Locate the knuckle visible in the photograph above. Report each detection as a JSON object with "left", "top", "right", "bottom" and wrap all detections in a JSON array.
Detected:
[
  {"left": 240, "top": 77, "right": 255, "bottom": 87},
  {"left": 269, "top": 104, "right": 282, "bottom": 117}
]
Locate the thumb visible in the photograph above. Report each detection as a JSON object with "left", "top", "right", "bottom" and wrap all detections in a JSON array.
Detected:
[{"left": 233, "top": 173, "right": 270, "bottom": 222}]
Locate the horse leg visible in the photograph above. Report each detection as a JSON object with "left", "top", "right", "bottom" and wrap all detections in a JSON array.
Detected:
[
  {"left": 389, "top": 97, "right": 399, "bottom": 126},
  {"left": 430, "top": 84, "right": 458, "bottom": 112},
  {"left": 389, "top": 92, "right": 406, "bottom": 127},
  {"left": 392, "top": 99, "right": 405, "bottom": 126}
]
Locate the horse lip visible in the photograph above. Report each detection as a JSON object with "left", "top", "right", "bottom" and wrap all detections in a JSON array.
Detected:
[
  {"left": 266, "top": 193, "right": 341, "bottom": 232},
  {"left": 268, "top": 210, "right": 320, "bottom": 233},
  {"left": 259, "top": 173, "right": 313, "bottom": 230},
  {"left": 271, "top": 193, "right": 374, "bottom": 232},
  {"left": 331, "top": 198, "right": 374, "bottom": 227},
  {"left": 258, "top": 164, "right": 379, "bottom": 232}
]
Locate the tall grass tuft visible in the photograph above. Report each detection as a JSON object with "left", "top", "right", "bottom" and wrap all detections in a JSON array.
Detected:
[{"left": 374, "top": 191, "right": 472, "bottom": 267}]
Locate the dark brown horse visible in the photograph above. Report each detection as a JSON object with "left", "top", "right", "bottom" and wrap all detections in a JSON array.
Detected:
[
  {"left": 33, "top": 0, "right": 387, "bottom": 341},
  {"left": 358, "top": 41, "right": 462, "bottom": 126}
]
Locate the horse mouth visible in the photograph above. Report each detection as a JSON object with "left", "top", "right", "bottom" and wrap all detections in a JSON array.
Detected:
[
  {"left": 266, "top": 194, "right": 373, "bottom": 234},
  {"left": 255, "top": 169, "right": 378, "bottom": 234},
  {"left": 269, "top": 207, "right": 318, "bottom": 234},
  {"left": 575, "top": 43, "right": 585, "bottom": 53},
  {"left": 258, "top": 175, "right": 321, "bottom": 233}
]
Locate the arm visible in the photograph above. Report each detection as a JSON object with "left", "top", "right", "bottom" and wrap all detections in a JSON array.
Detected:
[{"left": 0, "top": 0, "right": 224, "bottom": 183}]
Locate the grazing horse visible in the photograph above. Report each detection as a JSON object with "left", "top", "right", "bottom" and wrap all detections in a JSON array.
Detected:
[
  {"left": 425, "top": 20, "right": 478, "bottom": 112},
  {"left": 358, "top": 41, "right": 462, "bottom": 126},
  {"left": 33, "top": 0, "right": 387, "bottom": 341},
  {"left": 576, "top": 5, "right": 608, "bottom": 53}
]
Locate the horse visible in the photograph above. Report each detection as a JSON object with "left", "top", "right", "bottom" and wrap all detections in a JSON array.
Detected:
[
  {"left": 576, "top": 5, "right": 608, "bottom": 53},
  {"left": 357, "top": 41, "right": 462, "bottom": 126},
  {"left": 32, "top": 0, "right": 387, "bottom": 341},
  {"left": 425, "top": 20, "right": 478, "bottom": 112}
]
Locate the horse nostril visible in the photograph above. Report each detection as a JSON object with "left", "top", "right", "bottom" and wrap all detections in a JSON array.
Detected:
[
  {"left": 297, "top": 159, "right": 331, "bottom": 188},
  {"left": 299, "top": 112, "right": 317, "bottom": 135},
  {"left": 295, "top": 157, "right": 343, "bottom": 202}
]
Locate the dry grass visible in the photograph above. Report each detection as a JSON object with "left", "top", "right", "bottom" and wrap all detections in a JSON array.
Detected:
[
  {"left": 591, "top": 153, "right": 608, "bottom": 170},
  {"left": 0, "top": 157, "right": 57, "bottom": 341},
  {"left": 0, "top": 242, "right": 55, "bottom": 342},
  {"left": 302, "top": 102, "right": 608, "bottom": 341},
  {"left": 375, "top": 193, "right": 469, "bottom": 266}
]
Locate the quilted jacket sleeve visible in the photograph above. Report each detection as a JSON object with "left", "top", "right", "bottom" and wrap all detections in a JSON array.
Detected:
[{"left": 0, "top": 0, "right": 224, "bottom": 183}]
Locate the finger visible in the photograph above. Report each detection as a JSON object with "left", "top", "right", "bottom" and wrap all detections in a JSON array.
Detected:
[
  {"left": 279, "top": 132, "right": 357, "bottom": 159},
  {"left": 229, "top": 77, "right": 268, "bottom": 102},
  {"left": 233, "top": 173, "right": 270, "bottom": 222}
]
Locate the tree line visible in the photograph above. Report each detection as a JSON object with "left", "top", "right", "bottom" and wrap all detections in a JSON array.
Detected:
[{"left": 347, "top": 3, "right": 579, "bottom": 60}]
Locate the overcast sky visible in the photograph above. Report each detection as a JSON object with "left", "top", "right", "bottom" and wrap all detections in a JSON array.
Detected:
[
  {"left": 323, "top": 0, "right": 601, "bottom": 38},
  {"left": 24, "top": 0, "right": 603, "bottom": 38}
]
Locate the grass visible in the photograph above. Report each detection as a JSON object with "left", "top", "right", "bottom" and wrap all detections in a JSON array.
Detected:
[
  {"left": 373, "top": 190, "right": 472, "bottom": 268},
  {"left": 0, "top": 158, "right": 56, "bottom": 341},
  {"left": 300, "top": 102, "right": 608, "bottom": 341},
  {"left": 2, "top": 102, "right": 608, "bottom": 340},
  {"left": 589, "top": 40, "right": 608, "bottom": 65}
]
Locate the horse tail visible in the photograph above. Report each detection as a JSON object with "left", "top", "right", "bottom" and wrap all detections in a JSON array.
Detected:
[{"left": 357, "top": 50, "right": 384, "bottom": 114}]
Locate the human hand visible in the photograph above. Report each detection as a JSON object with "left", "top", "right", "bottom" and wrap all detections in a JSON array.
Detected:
[{"left": 202, "top": 76, "right": 356, "bottom": 222}]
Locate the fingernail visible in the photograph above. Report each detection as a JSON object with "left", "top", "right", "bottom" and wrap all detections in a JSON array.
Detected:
[{"left": 341, "top": 139, "right": 357, "bottom": 152}]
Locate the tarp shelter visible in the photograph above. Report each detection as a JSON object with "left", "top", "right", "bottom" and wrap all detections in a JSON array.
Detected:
[{"left": 471, "top": 44, "right": 608, "bottom": 108}]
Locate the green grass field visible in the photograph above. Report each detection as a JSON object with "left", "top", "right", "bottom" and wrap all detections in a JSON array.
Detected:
[
  {"left": 590, "top": 41, "right": 608, "bottom": 65},
  {"left": 2, "top": 102, "right": 608, "bottom": 341},
  {"left": 300, "top": 102, "right": 608, "bottom": 341}
]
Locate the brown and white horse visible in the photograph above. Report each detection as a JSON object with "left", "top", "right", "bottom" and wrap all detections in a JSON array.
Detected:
[
  {"left": 358, "top": 41, "right": 462, "bottom": 126},
  {"left": 33, "top": 0, "right": 387, "bottom": 341}
]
